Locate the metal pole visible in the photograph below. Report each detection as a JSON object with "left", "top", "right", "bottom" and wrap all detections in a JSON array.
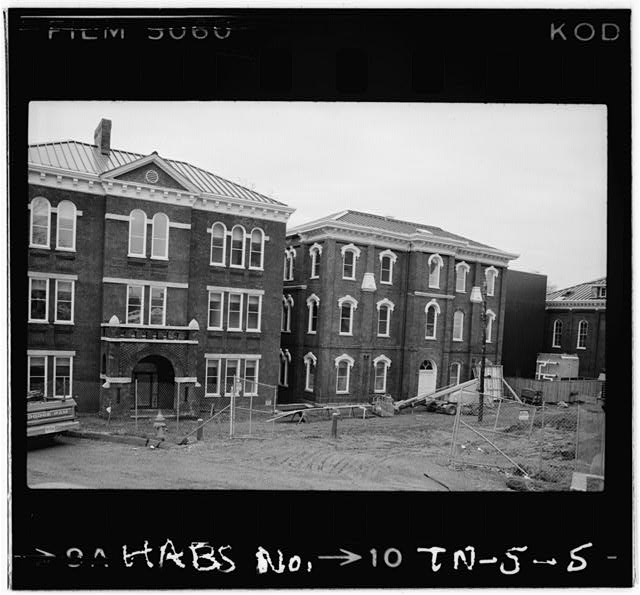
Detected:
[
  {"left": 449, "top": 389, "right": 463, "bottom": 461},
  {"left": 478, "top": 294, "right": 487, "bottom": 423},
  {"left": 135, "top": 379, "right": 138, "bottom": 431},
  {"left": 574, "top": 403, "right": 581, "bottom": 468},
  {"left": 273, "top": 385, "right": 278, "bottom": 414},
  {"left": 493, "top": 398, "right": 502, "bottom": 432},
  {"left": 249, "top": 391, "right": 253, "bottom": 437},
  {"left": 175, "top": 382, "right": 180, "bottom": 435}
]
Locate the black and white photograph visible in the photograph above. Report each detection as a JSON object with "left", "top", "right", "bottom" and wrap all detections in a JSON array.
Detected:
[{"left": 8, "top": 7, "right": 632, "bottom": 590}]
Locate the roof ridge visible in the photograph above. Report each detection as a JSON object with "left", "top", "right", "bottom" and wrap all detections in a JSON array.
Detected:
[
  {"left": 341, "top": 209, "right": 444, "bottom": 232},
  {"left": 549, "top": 276, "right": 607, "bottom": 295}
]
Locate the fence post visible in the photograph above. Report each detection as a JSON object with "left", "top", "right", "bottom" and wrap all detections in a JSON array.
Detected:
[
  {"left": 493, "top": 398, "right": 502, "bottom": 432},
  {"left": 537, "top": 402, "right": 546, "bottom": 475},
  {"left": 175, "top": 382, "right": 180, "bottom": 435},
  {"left": 134, "top": 379, "right": 138, "bottom": 431},
  {"left": 249, "top": 392, "right": 253, "bottom": 437},
  {"left": 449, "top": 389, "right": 462, "bottom": 461},
  {"left": 574, "top": 403, "right": 581, "bottom": 467}
]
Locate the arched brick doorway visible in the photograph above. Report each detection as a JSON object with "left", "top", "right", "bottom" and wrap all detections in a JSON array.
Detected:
[{"left": 131, "top": 355, "right": 175, "bottom": 410}]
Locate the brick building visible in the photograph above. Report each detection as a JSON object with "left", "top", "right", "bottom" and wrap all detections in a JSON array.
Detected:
[
  {"left": 27, "top": 119, "right": 294, "bottom": 413},
  {"left": 278, "top": 211, "right": 517, "bottom": 404},
  {"left": 543, "top": 277, "right": 606, "bottom": 379}
]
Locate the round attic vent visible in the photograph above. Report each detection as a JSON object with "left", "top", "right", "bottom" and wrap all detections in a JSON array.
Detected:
[{"left": 145, "top": 169, "right": 159, "bottom": 184}]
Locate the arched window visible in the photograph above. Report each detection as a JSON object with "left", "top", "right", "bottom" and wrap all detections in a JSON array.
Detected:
[
  {"left": 453, "top": 310, "right": 464, "bottom": 342},
  {"left": 30, "top": 197, "right": 51, "bottom": 248},
  {"left": 335, "top": 354, "right": 355, "bottom": 394},
  {"left": 230, "top": 225, "right": 246, "bottom": 268},
  {"left": 373, "top": 354, "right": 391, "bottom": 393},
  {"left": 552, "top": 320, "right": 563, "bottom": 348},
  {"left": 304, "top": 352, "right": 317, "bottom": 392},
  {"left": 425, "top": 299, "right": 440, "bottom": 339},
  {"left": 341, "top": 243, "right": 361, "bottom": 280},
  {"left": 338, "top": 295, "right": 358, "bottom": 336},
  {"left": 486, "top": 309, "right": 496, "bottom": 343},
  {"left": 449, "top": 362, "right": 461, "bottom": 386},
  {"left": 281, "top": 295, "right": 294, "bottom": 332},
  {"left": 210, "top": 222, "right": 227, "bottom": 266},
  {"left": 250, "top": 228, "right": 265, "bottom": 269},
  {"left": 577, "top": 320, "right": 588, "bottom": 349},
  {"left": 306, "top": 294, "right": 320, "bottom": 334},
  {"left": 283, "top": 247, "right": 296, "bottom": 281},
  {"left": 379, "top": 250, "right": 398, "bottom": 285},
  {"left": 279, "top": 349, "right": 291, "bottom": 387},
  {"left": 455, "top": 261, "right": 470, "bottom": 293},
  {"left": 151, "top": 212, "right": 169, "bottom": 259},
  {"left": 309, "top": 243, "right": 322, "bottom": 278},
  {"left": 428, "top": 254, "right": 444, "bottom": 289},
  {"left": 376, "top": 298, "right": 394, "bottom": 337},
  {"left": 485, "top": 266, "right": 499, "bottom": 297},
  {"left": 128, "top": 209, "right": 147, "bottom": 257},
  {"left": 56, "top": 200, "right": 77, "bottom": 251}
]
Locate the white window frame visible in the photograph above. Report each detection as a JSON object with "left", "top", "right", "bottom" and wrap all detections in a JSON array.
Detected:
[
  {"left": 28, "top": 277, "right": 49, "bottom": 323},
  {"left": 376, "top": 298, "right": 395, "bottom": 337},
  {"left": 281, "top": 294, "right": 294, "bottom": 332},
  {"left": 379, "top": 249, "right": 397, "bottom": 285},
  {"left": 453, "top": 310, "right": 464, "bottom": 342},
  {"left": 227, "top": 292, "right": 244, "bottom": 332},
  {"left": 425, "top": 299, "right": 440, "bottom": 340},
  {"left": 373, "top": 354, "right": 391, "bottom": 394},
  {"left": 306, "top": 294, "right": 320, "bottom": 334},
  {"left": 210, "top": 222, "right": 227, "bottom": 266},
  {"left": 29, "top": 196, "right": 51, "bottom": 249},
  {"left": 485, "top": 266, "right": 499, "bottom": 297},
  {"left": 53, "top": 355, "right": 73, "bottom": 399},
  {"left": 552, "top": 319, "right": 562, "bottom": 348},
  {"left": 230, "top": 225, "right": 246, "bottom": 269},
  {"left": 28, "top": 355, "right": 48, "bottom": 396},
  {"left": 249, "top": 228, "right": 265, "bottom": 270},
  {"left": 224, "top": 359, "right": 242, "bottom": 396},
  {"left": 55, "top": 200, "right": 77, "bottom": 252},
  {"left": 455, "top": 261, "right": 470, "bottom": 293},
  {"left": 334, "top": 353, "right": 355, "bottom": 394},
  {"left": 309, "top": 243, "right": 322, "bottom": 279},
  {"left": 303, "top": 352, "right": 317, "bottom": 392},
  {"left": 577, "top": 320, "right": 588, "bottom": 350},
  {"left": 428, "top": 254, "right": 444, "bottom": 289},
  {"left": 243, "top": 358, "right": 260, "bottom": 396},
  {"left": 279, "top": 349, "right": 291, "bottom": 387},
  {"left": 486, "top": 309, "right": 496, "bottom": 344},
  {"left": 207, "top": 291, "right": 224, "bottom": 331},
  {"left": 341, "top": 243, "right": 361, "bottom": 280},
  {"left": 54, "top": 279, "right": 75, "bottom": 325},
  {"left": 151, "top": 212, "right": 169, "bottom": 260},
  {"left": 126, "top": 284, "right": 145, "bottom": 325},
  {"left": 284, "top": 247, "right": 296, "bottom": 281},
  {"left": 246, "top": 294, "right": 263, "bottom": 332},
  {"left": 148, "top": 286, "right": 167, "bottom": 326},
  {"left": 205, "top": 357, "right": 222, "bottom": 396},
  {"left": 338, "top": 295, "right": 358, "bottom": 336},
  {"left": 128, "top": 209, "right": 147, "bottom": 257},
  {"left": 449, "top": 362, "right": 461, "bottom": 386}
]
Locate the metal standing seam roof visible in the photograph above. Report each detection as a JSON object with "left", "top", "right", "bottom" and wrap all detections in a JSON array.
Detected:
[
  {"left": 28, "top": 140, "right": 286, "bottom": 207},
  {"left": 546, "top": 277, "right": 607, "bottom": 301}
]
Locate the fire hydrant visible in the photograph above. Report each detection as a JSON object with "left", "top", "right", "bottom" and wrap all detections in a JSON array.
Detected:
[{"left": 153, "top": 410, "right": 167, "bottom": 440}]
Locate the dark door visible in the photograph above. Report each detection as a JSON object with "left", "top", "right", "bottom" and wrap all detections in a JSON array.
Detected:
[{"left": 133, "top": 373, "right": 154, "bottom": 408}]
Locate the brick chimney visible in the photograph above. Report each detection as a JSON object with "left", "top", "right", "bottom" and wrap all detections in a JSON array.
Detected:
[{"left": 94, "top": 118, "right": 112, "bottom": 155}]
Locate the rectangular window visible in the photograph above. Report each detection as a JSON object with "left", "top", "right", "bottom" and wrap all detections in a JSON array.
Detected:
[
  {"left": 380, "top": 258, "right": 392, "bottom": 284},
  {"left": 55, "top": 279, "right": 74, "bottom": 324},
  {"left": 244, "top": 359, "right": 259, "bottom": 395},
  {"left": 227, "top": 293, "right": 243, "bottom": 331},
  {"left": 374, "top": 363, "right": 387, "bottom": 393},
  {"left": 308, "top": 303, "right": 318, "bottom": 334},
  {"left": 311, "top": 253, "right": 320, "bottom": 278},
  {"left": 225, "top": 359, "right": 240, "bottom": 395},
  {"left": 208, "top": 291, "right": 224, "bottom": 330},
  {"left": 126, "top": 285, "right": 144, "bottom": 324},
  {"left": 453, "top": 312, "right": 464, "bottom": 342},
  {"left": 340, "top": 304, "right": 353, "bottom": 335},
  {"left": 378, "top": 307, "right": 389, "bottom": 336},
  {"left": 456, "top": 268, "right": 466, "bottom": 292},
  {"left": 29, "top": 277, "right": 48, "bottom": 322},
  {"left": 149, "top": 286, "right": 166, "bottom": 326},
  {"left": 205, "top": 359, "right": 221, "bottom": 396},
  {"left": 343, "top": 251, "right": 355, "bottom": 279},
  {"left": 305, "top": 362, "right": 315, "bottom": 392},
  {"left": 336, "top": 362, "right": 350, "bottom": 393},
  {"left": 28, "top": 356, "right": 47, "bottom": 395},
  {"left": 246, "top": 295, "right": 262, "bottom": 332},
  {"left": 54, "top": 356, "right": 72, "bottom": 398}
]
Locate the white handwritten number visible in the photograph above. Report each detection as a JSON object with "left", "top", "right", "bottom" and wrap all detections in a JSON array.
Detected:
[
  {"left": 567, "top": 542, "right": 592, "bottom": 572},
  {"left": 369, "top": 548, "right": 402, "bottom": 568}
]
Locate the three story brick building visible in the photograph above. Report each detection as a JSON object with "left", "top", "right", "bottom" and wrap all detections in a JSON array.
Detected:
[
  {"left": 279, "top": 211, "right": 517, "bottom": 404},
  {"left": 27, "top": 119, "right": 294, "bottom": 414}
]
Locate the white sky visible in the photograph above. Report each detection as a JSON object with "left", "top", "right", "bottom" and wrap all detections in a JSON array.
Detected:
[{"left": 29, "top": 101, "right": 607, "bottom": 289}]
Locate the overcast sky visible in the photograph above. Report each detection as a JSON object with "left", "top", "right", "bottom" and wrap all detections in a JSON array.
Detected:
[{"left": 29, "top": 101, "right": 606, "bottom": 289}]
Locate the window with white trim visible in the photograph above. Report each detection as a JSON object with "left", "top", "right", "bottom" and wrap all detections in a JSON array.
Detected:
[
  {"left": 205, "top": 358, "right": 221, "bottom": 396},
  {"left": 373, "top": 354, "right": 391, "bottom": 393},
  {"left": 128, "top": 209, "right": 147, "bottom": 257},
  {"left": 428, "top": 254, "right": 444, "bottom": 289},
  {"left": 227, "top": 292, "right": 244, "bottom": 331},
  {"left": 338, "top": 295, "right": 358, "bottom": 335},
  {"left": 281, "top": 295, "right": 293, "bottom": 332},
  {"left": 425, "top": 299, "right": 440, "bottom": 339},
  {"left": 577, "top": 320, "right": 588, "bottom": 349},
  {"left": 55, "top": 279, "right": 74, "bottom": 324},
  {"left": 279, "top": 349, "right": 290, "bottom": 387},
  {"left": 341, "top": 244, "right": 361, "bottom": 280},
  {"left": 486, "top": 309, "right": 496, "bottom": 343},
  {"left": 453, "top": 310, "right": 464, "bottom": 342},
  {"left": 306, "top": 294, "right": 319, "bottom": 334},
  {"left": 210, "top": 222, "right": 227, "bottom": 266},
  {"left": 54, "top": 356, "right": 72, "bottom": 398},
  {"left": 246, "top": 295, "right": 262, "bottom": 332},
  {"left": 28, "top": 355, "right": 47, "bottom": 395},
  {"left": 249, "top": 228, "right": 265, "bottom": 270},
  {"left": 244, "top": 359, "right": 259, "bottom": 395},
  {"left": 149, "top": 286, "right": 166, "bottom": 326},
  {"left": 284, "top": 247, "right": 296, "bottom": 281},
  {"left": 485, "top": 266, "right": 499, "bottom": 297},
  {"left": 224, "top": 359, "right": 241, "bottom": 395},
  {"left": 304, "top": 352, "right": 317, "bottom": 392},
  {"left": 335, "top": 354, "right": 354, "bottom": 394},
  {"left": 455, "top": 261, "right": 470, "bottom": 293},
  {"left": 208, "top": 291, "right": 224, "bottom": 330},
  {"left": 56, "top": 200, "right": 77, "bottom": 251},
  {"left": 126, "top": 285, "right": 144, "bottom": 324},
  {"left": 449, "top": 362, "right": 461, "bottom": 386},
  {"left": 29, "top": 277, "right": 49, "bottom": 323},
  {"left": 552, "top": 319, "right": 563, "bottom": 348},
  {"left": 379, "top": 250, "right": 397, "bottom": 285},
  {"left": 230, "top": 225, "right": 246, "bottom": 268},
  {"left": 30, "top": 197, "right": 51, "bottom": 248},
  {"left": 151, "top": 212, "right": 169, "bottom": 259},
  {"left": 376, "top": 298, "right": 394, "bottom": 337},
  {"left": 309, "top": 243, "right": 322, "bottom": 278}
]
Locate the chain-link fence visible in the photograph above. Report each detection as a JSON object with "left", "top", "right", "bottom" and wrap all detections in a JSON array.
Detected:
[{"left": 449, "top": 396, "right": 605, "bottom": 490}]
